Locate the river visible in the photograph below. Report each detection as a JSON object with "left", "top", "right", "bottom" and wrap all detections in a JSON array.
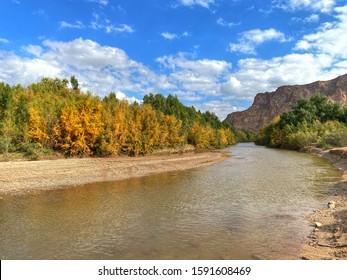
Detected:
[{"left": 0, "top": 143, "right": 341, "bottom": 259}]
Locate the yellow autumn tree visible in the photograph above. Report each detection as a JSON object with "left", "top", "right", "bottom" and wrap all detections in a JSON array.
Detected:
[
  {"left": 28, "top": 107, "right": 49, "bottom": 148},
  {"left": 99, "top": 99, "right": 130, "bottom": 155},
  {"left": 53, "top": 98, "right": 103, "bottom": 156},
  {"left": 188, "top": 122, "right": 214, "bottom": 148},
  {"left": 160, "top": 114, "right": 184, "bottom": 148},
  {"left": 139, "top": 104, "right": 160, "bottom": 153}
]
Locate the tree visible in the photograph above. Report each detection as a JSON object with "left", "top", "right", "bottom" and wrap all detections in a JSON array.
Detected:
[
  {"left": 28, "top": 107, "right": 49, "bottom": 148},
  {"left": 0, "top": 114, "right": 15, "bottom": 156},
  {"left": 70, "top": 75, "right": 79, "bottom": 91},
  {"left": 53, "top": 98, "right": 103, "bottom": 156},
  {"left": 0, "top": 82, "right": 12, "bottom": 121}
]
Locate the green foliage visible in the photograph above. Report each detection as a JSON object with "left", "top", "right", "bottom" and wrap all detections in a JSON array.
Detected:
[
  {"left": 143, "top": 93, "right": 236, "bottom": 149},
  {"left": 0, "top": 82, "right": 13, "bottom": 121},
  {"left": 70, "top": 75, "right": 79, "bottom": 91},
  {"left": 257, "top": 93, "right": 347, "bottom": 150}
]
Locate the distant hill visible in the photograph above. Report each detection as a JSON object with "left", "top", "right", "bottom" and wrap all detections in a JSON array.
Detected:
[{"left": 225, "top": 74, "right": 347, "bottom": 131}]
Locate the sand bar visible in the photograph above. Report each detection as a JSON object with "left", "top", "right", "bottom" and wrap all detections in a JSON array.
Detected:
[{"left": 0, "top": 151, "right": 226, "bottom": 195}]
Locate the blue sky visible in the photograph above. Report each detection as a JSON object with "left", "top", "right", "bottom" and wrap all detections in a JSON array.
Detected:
[{"left": 0, "top": 0, "right": 347, "bottom": 119}]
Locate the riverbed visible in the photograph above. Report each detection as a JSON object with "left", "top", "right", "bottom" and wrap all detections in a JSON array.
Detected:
[{"left": 0, "top": 143, "right": 341, "bottom": 259}]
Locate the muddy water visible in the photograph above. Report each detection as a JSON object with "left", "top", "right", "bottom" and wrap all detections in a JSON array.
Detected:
[{"left": 0, "top": 143, "right": 341, "bottom": 259}]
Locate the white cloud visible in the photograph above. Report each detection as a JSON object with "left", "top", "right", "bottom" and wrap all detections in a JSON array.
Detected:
[
  {"left": 0, "top": 38, "right": 9, "bottom": 44},
  {"left": 218, "top": 6, "right": 347, "bottom": 117},
  {"left": 198, "top": 100, "right": 245, "bottom": 117},
  {"left": 294, "top": 5, "right": 347, "bottom": 59},
  {"left": 217, "top": 18, "right": 239, "bottom": 27},
  {"left": 0, "top": 38, "right": 158, "bottom": 101},
  {"left": 273, "top": 0, "right": 336, "bottom": 13},
  {"left": 0, "top": 50, "right": 61, "bottom": 85},
  {"left": 23, "top": 45, "right": 43, "bottom": 57},
  {"left": 161, "top": 31, "right": 189, "bottom": 40},
  {"left": 88, "top": 0, "right": 108, "bottom": 6},
  {"left": 1, "top": 6, "right": 347, "bottom": 120},
  {"left": 221, "top": 53, "right": 340, "bottom": 99},
  {"left": 292, "top": 14, "right": 320, "bottom": 23},
  {"left": 161, "top": 32, "right": 178, "bottom": 40},
  {"left": 59, "top": 14, "right": 134, "bottom": 34},
  {"left": 105, "top": 24, "right": 134, "bottom": 33},
  {"left": 90, "top": 13, "right": 134, "bottom": 34},
  {"left": 177, "top": 0, "right": 215, "bottom": 9},
  {"left": 230, "top": 28, "right": 290, "bottom": 54},
  {"left": 59, "top": 20, "right": 85, "bottom": 29},
  {"left": 156, "top": 52, "right": 231, "bottom": 98},
  {"left": 113, "top": 91, "right": 141, "bottom": 103},
  {"left": 182, "top": 31, "right": 189, "bottom": 37}
]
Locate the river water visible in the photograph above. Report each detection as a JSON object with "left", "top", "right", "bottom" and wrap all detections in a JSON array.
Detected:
[{"left": 0, "top": 143, "right": 341, "bottom": 259}]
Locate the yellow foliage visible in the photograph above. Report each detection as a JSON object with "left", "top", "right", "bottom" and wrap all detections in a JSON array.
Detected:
[
  {"left": 28, "top": 107, "right": 49, "bottom": 148},
  {"left": 270, "top": 127, "right": 285, "bottom": 147},
  {"left": 139, "top": 104, "right": 160, "bottom": 153},
  {"left": 270, "top": 115, "right": 281, "bottom": 124},
  {"left": 53, "top": 99, "right": 103, "bottom": 156},
  {"left": 188, "top": 122, "right": 213, "bottom": 148},
  {"left": 161, "top": 114, "right": 184, "bottom": 148},
  {"left": 99, "top": 100, "right": 130, "bottom": 155}
]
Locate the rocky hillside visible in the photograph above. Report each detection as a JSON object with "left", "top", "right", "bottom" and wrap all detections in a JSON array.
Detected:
[{"left": 225, "top": 74, "right": 347, "bottom": 131}]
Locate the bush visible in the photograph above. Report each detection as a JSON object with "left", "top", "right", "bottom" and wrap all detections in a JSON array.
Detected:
[
  {"left": 284, "top": 130, "right": 318, "bottom": 150},
  {"left": 316, "top": 121, "right": 347, "bottom": 148},
  {"left": 18, "top": 142, "right": 53, "bottom": 160}
]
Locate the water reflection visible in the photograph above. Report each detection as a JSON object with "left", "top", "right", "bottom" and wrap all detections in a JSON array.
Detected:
[{"left": 0, "top": 143, "right": 341, "bottom": 259}]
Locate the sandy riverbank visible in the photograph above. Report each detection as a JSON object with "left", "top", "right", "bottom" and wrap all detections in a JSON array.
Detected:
[
  {"left": 301, "top": 147, "right": 347, "bottom": 260},
  {"left": 0, "top": 151, "right": 227, "bottom": 195}
]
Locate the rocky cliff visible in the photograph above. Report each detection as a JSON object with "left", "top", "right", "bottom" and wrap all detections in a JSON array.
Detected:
[{"left": 225, "top": 74, "right": 347, "bottom": 131}]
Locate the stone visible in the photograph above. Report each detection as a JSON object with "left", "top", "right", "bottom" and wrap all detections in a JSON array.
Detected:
[
  {"left": 327, "top": 201, "right": 336, "bottom": 209},
  {"left": 315, "top": 222, "right": 323, "bottom": 228},
  {"left": 225, "top": 74, "right": 347, "bottom": 131}
]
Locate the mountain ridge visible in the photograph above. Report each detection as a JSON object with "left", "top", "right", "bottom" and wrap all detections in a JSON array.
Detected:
[{"left": 225, "top": 74, "right": 347, "bottom": 131}]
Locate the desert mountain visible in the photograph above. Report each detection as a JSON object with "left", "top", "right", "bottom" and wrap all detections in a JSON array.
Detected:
[{"left": 225, "top": 74, "right": 347, "bottom": 131}]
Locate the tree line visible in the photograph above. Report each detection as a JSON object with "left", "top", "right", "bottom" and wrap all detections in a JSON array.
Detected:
[
  {"left": 0, "top": 77, "right": 237, "bottom": 159},
  {"left": 255, "top": 93, "right": 347, "bottom": 150}
]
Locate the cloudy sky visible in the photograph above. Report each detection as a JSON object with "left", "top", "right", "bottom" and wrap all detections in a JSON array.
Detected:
[{"left": 0, "top": 0, "right": 347, "bottom": 119}]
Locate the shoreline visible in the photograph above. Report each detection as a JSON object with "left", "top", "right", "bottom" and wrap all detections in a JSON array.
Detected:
[
  {"left": 300, "top": 147, "right": 347, "bottom": 260},
  {"left": 0, "top": 151, "right": 227, "bottom": 195}
]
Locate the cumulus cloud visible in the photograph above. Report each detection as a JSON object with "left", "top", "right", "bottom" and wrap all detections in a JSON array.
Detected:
[
  {"left": 0, "top": 38, "right": 157, "bottom": 101},
  {"left": 156, "top": 52, "right": 233, "bottom": 116},
  {"left": 1, "top": 6, "right": 347, "bottom": 120},
  {"left": 198, "top": 99, "right": 245, "bottom": 116},
  {"left": 295, "top": 5, "right": 347, "bottom": 59},
  {"left": 230, "top": 28, "right": 290, "bottom": 54},
  {"left": 221, "top": 53, "right": 339, "bottom": 98},
  {"left": 273, "top": 0, "right": 336, "bottom": 13},
  {"left": 0, "top": 50, "right": 61, "bottom": 85},
  {"left": 156, "top": 52, "right": 231, "bottom": 89}
]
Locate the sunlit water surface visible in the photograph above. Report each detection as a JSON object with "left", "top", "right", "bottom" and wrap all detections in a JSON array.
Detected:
[{"left": 0, "top": 143, "right": 341, "bottom": 259}]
